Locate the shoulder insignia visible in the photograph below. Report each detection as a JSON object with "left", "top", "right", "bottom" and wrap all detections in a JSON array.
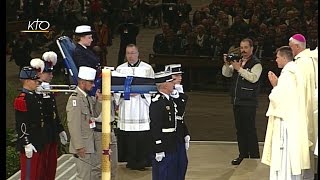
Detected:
[
  {"left": 14, "top": 93, "right": 27, "bottom": 112},
  {"left": 72, "top": 99, "right": 77, "bottom": 107},
  {"left": 152, "top": 94, "right": 161, "bottom": 102},
  {"left": 71, "top": 93, "right": 77, "bottom": 96}
]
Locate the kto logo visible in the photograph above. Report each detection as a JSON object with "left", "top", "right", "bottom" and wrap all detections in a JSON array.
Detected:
[{"left": 21, "top": 19, "right": 50, "bottom": 33}]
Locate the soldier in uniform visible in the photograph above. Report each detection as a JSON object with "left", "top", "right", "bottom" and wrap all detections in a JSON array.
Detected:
[
  {"left": 149, "top": 71, "right": 178, "bottom": 180},
  {"left": 73, "top": 25, "right": 101, "bottom": 70},
  {"left": 165, "top": 64, "right": 190, "bottom": 180},
  {"left": 66, "top": 66, "right": 102, "bottom": 180},
  {"left": 14, "top": 66, "right": 46, "bottom": 180},
  {"left": 30, "top": 52, "right": 68, "bottom": 180}
]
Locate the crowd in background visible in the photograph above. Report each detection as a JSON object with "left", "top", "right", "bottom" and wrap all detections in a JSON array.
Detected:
[
  {"left": 152, "top": 0, "right": 318, "bottom": 59},
  {"left": 6, "top": 0, "right": 319, "bottom": 76}
]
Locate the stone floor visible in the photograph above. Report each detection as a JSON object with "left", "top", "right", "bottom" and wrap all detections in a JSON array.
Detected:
[{"left": 8, "top": 141, "right": 270, "bottom": 180}]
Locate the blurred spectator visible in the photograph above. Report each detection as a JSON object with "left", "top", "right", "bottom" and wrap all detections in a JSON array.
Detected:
[
  {"left": 141, "top": 0, "right": 162, "bottom": 27},
  {"left": 243, "top": 0, "right": 254, "bottom": 22},
  {"left": 162, "top": 0, "right": 178, "bottom": 29},
  {"left": 97, "top": 17, "right": 112, "bottom": 66},
  {"left": 279, "top": 0, "right": 298, "bottom": 16},
  {"left": 301, "top": 0, "right": 315, "bottom": 18},
  {"left": 177, "top": 22, "right": 192, "bottom": 53},
  {"left": 247, "top": 15, "right": 260, "bottom": 39},
  {"left": 194, "top": 24, "right": 210, "bottom": 56},
  {"left": 125, "top": 0, "right": 141, "bottom": 24},
  {"left": 153, "top": 28, "right": 181, "bottom": 54},
  {"left": 62, "top": 0, "right": 82, "bottom": 30},
  {"left": 229, "top": 15, "right": 249, "bottom": 37},
  {"left": 7, "top": 0, "right": 21, "bottom": 20},
  {"left": 307, "top": 28, "right": 318, "bottom": 50},
  {"left": 89, "top": 0, "right": 104, "bottom": 21},
  {"left": 253, "top": 35, "right": 265, "bottom": 59},
  {"left": 208, "top": 0, "right": 221, "bottom": 18},
  {"left": 183, "top": 32, "right": 199, "bottom": 56},
  {"left": 117, "top": 9, "right": 139, "bottom": 65},
  {"left": 176, "top": 0, "right": 192, "bottom": 28},
  {"left": 264, "top": 9, "right": 279, "bottom": 26},
  {"left": 192, "top": 10, "right": 205, "bottom": 27},
  {"left": 207, "top": 25, "right": 219, "bottom": 56},
  {"left": 12, "top": 32, "right": 33, "bottom": 72}
]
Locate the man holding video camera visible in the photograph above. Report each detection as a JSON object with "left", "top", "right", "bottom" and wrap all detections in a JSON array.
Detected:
[{"left": 222, "top": 38, "right": 262, "bottom": 165}]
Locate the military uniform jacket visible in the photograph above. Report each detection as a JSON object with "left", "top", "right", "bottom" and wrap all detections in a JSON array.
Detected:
[
  {"left": 66, "top": 87, "right": 102, "bottom": 154},
  {"left": 149, "top": 92, "right": 177, "bottom": 153},
  {"left": 14, "top": 89, "right": 47, "bottom": 152},
  {"left": 73, "top": 43, "right": 100, "bottom": 69},
  {"left": 41, "top": 93, "right": 65, "bottom": 143},
  {"left": 172, "top": 92, "right": 190, "bottom": 143}
]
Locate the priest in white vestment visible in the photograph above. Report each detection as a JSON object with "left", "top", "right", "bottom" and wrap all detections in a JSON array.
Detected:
[{"left": 261, "top": 46, "right": 311, "bottom": 180}]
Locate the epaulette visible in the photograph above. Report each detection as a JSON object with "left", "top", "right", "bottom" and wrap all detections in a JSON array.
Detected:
[
  {"left": 152, "top": 94, "right": 161, "bottom": 102},
  {"left": 14, "top": 93, "right": 27, "bottom": 112}
]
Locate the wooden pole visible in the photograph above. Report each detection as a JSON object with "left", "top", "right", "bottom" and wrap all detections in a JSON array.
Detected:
[{"left": 101, "top": 68, "right": 111, "bottom": 180}]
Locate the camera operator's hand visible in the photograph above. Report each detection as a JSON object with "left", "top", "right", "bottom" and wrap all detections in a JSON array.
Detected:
[
  {"left": 231, "top": 60, "right": 242, "bottom": 71},
  {"left": 223, "top": 54, "right": 231, "bottom": 65}
]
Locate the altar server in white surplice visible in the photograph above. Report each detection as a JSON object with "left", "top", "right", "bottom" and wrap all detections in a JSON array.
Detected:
[{"left": 114, "top": 44, "right": 155, "bottom": 170}]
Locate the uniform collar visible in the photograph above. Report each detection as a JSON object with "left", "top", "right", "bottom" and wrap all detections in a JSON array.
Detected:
[
  {"left": 160, "top": 92, "right": 170, "bottom": 100},
  {"left": 78, "top": 43, "right": 87, "bottom": 49},
  {"left": 21, "top": 88, "right": 34, "bottom": 94},
  {"left": 77, "top": 86, "right": 88, "bottom": 97}
]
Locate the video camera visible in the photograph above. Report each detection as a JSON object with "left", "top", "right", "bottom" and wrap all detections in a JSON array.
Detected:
[{"left": 226, "top": 53, "right": 242, "bottom": 62}]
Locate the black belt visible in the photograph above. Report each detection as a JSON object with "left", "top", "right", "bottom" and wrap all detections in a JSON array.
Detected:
[{"left": 94, "top": 121, "right": 116, "bottom": 132}]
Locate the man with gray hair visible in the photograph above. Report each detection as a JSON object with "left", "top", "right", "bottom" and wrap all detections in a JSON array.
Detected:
[
  {"left": 149, "top": 71, "right": 178, "bottom": 180},
  {"left": 289, "top": 34, "right": 318, "bottom": 179}
]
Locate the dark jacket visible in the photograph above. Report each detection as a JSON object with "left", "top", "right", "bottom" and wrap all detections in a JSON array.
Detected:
[
  {"left": 149, "top": 93, "right": 177, "bottom": 153},
  {"left": 172, "top": 93, "right": 189, "bottom": 143},
  {"left": 230, "top": 56, "right": 261, "bottom": 107},
  {"left": 73, "top": 43, "right": 100, "bottom": 69},
  {"left": 41, "top": 93, "right": 65, "bottom": 143},
  {"left": 14, "top": 90, "right": 47, "bottom": 152}
]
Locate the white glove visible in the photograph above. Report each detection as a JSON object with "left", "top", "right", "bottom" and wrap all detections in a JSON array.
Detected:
[
  {"left": 155, "top": 152, "right": 165, "bottom": 162},
  {"left": 59, "top": 131, "right": 68, "bottom": 145},
  {"left": 175, "top": 84, "right": 184, "bottom": 93},
  {"left": 41, "top": 82, "right": 50, "bottom": 90},
  {"left": 25, "top": 143, "right": 37, "bottom": 158},
  {"left": 184, "top": 135, "right": 190, "bottom": 150},
  {"left": 35, "top": 85, "right": 44, "bottom": 94},
  {"left": 170, "top": 89, "right": 179, "bottom": 98}
]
